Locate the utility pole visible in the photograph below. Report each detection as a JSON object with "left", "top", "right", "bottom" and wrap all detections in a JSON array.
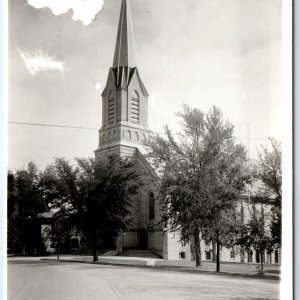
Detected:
[
  {"left": 247, "top": 123, "right": 250, "bottom": 205},
  {"left": 247, "top": 123, "right": 252, "bottom": 267}
]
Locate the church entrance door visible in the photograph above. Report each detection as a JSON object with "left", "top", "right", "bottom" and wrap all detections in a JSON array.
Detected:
[{"left": 139, "top": 229, "right": 148, "bottom": 250}]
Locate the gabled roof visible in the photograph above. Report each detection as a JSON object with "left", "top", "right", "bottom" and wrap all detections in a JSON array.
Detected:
[
  {"left": 102, "top": 67, "right": 149, "bottom": 97},
  {"left": 135, "top": 68, "right": 149, "bottom": 96},
  {"left": 113, "top": 0, "right": 136, "bottom": 68},
  {"left": 136, "top": 148, "right": 159, "bottom": 179}
]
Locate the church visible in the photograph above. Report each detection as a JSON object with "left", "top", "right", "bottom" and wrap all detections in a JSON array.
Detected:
[
  {"left": 94, "top": 0, "right": 165, "bottom": 257},
  {"left": 92, "top": 0, "right": 280, "bottom": 265}
]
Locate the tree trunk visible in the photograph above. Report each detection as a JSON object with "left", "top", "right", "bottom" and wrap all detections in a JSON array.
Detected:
[
  {"left": 92, "top": 231, "right": 98, "bottom": 262},
  {"left": 212, "top": 241, "right": 216, "bottom": 261},
  {"left": 57, "top": 246, "right": 60, "bottom": 260},
  {"left": 93, "top": 248, "right": 98, "bottom": 262},
  {"left": 240, "top": 249, "right": 245, "bottom": 263},
  {"left": 216, "top": 238, "right": 220, "bottom": 272},
  {"left": 260, "top": 204, "right": 265, "bottom": 271},
  {"left": 260, "top": 248, "right": 264, "bottom": 271},
  {"left": 194, "top": 230, "right": 201, "bottom": 267},
  {"left": 248, "top": 250, "right": 252, "bottom": 267}
]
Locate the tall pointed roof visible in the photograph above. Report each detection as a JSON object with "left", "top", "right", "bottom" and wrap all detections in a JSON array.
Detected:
[{"left": 112, "top": 0, "right": 136, "bottom": 68}]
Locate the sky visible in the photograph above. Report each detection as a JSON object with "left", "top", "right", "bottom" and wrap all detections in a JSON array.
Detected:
[{"left": 8, "top": 0, "right": 282, "bottom": 171}]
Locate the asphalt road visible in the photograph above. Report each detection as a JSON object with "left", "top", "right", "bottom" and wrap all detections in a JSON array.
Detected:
[{"left": 8, "top": 258, "right": 279, "bottom": 300}]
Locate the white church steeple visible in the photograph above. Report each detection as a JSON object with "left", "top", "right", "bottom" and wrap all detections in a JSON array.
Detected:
[{"left": 95, "top": 0, "right": 150, "bottom": 160}]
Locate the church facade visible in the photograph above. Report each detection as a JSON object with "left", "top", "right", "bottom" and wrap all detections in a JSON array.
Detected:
[{"left": 94, "top": 0, "right": 165, "bottom": 257}]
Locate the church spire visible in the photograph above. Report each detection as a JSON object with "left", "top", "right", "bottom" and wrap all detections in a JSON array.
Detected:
[
  {"left": 95, "top": 0, "right": 150, "bottom": 162},
  {"left": 112, "top": 0, "right": 136, "bottom": 68}
]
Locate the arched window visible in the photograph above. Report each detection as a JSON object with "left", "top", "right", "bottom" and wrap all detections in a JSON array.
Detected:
[
  {"left": 131, "top": 90, "right": 139, "bottom": 123},
  {"left": 148, "top": 192, "right": 155, "bottom": 220},
  {"left": 108, "top": 91, "right": 114, "bottom": 124}
]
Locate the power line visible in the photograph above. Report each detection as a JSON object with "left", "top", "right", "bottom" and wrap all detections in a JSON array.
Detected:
[
  {"left": 8, "top": 121, "right": 98, "bottom": 130},
  {"left": 8, "top": 121, "right": 280, "bottom": 141}
]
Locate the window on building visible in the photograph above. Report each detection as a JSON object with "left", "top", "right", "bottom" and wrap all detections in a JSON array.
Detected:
[
  {"left": 205, "top": 251, "right": 211, "bottom": 260},
  {"left": 148, "top": 192, "right": 155, "bottom": 220},
  {"left": 248, "top": 250, "right": 253, "bottom": 263},
  {"left": 131, "top": 91, "right": 139, "bottom": 123},
  {"left": 179, "top": 251, "right": 186, "bottom": 259},
  {"left": 108, "top": 91, "right": 114, "bottom": 124},
  {"left": 230, "top": 249, "right": 236, "bottom": 260}
]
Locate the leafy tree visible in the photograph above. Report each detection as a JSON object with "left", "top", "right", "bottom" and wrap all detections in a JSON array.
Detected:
[
  {"left": 76, "top": 155, "right": 143, "bottom": 261},
  {"left": 235, "top": 204, "right": 273, "bottom": 271},
  {"left": 7, "top": 162, "right": 47, "bottom": 254},
  {"left": 146, "top": 105, "right": 248, "bottom": 267},
  {"left": 41, "top": 155, "right": 143, "bottom": 262},
  {"left": 44, "top": 209, "right": 72, "bottom": 259},
  {"left": 40, "top": 158, "right": 88, "bottom": 257},
  {"left": 40, "top": 158, "right": 80, "bottom": 210},
  {"left": 253, "top": 138, "right": 281, "bottom": 246},
  {"left": 7, "top": 171, "right": 19, "bottom": 253},
  {"left": 203, "top": 209, "right": 243, "bottom": 271}
]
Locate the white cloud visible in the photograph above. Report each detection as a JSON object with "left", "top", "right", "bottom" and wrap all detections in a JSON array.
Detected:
[
  {"left": 27, "top": 0, "right": 104, "bottom": 26},
  {"left": 19, "top": 49, "right": 65, "bottom": 75}
]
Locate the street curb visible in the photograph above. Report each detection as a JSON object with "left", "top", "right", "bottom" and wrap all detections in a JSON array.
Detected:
[
  {"left": 40, "top": 258, "right": 280, "bottom": 281},
  {"left": 41, "top": 258, "right": 148, "bottom": 267},
  {"left": 152, "top": 265, "right": 280, "bottom": 280}
]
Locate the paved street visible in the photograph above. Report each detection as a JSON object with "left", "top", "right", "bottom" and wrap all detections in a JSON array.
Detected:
[{"left": 8, "top": 258, "right": 279, "bottom": 300}]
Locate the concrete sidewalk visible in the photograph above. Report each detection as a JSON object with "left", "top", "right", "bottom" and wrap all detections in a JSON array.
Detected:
[{"left": 40, "top": 255, "right": 280, "bottom": 280}]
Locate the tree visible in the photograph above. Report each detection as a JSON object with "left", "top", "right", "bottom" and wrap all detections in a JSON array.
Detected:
[
  {"left": 203, "top": 209, "right": 243, "bottom": 272},
  {"left": 40, "top": 158, "right": 89, "bottom": 257},
  {"left": 77, "top": 155, "right": 143, "bottom": 261},
  {"left": 146, "top": 105, "right": 248, "bottom": 267},
  {"left": 40, "top": 158, "right": 81, "bottom": 213},
  {"left": 7, "top": 162, "right": 47, "bottom": 254},
  {"left": 40, "top": 155, "right": 143, "bottom": 262},
  {"left": 45, "top": 209, "right": 72, "bottom": 259},
  {"left": 235, "top": 204, "right": 273, "bottom": 271},
  {"left": 7, "top": 171, "right": 19, "bottom": 253},
  {"left": 254, "top": 138, "right": 281, "bottom": 246}
]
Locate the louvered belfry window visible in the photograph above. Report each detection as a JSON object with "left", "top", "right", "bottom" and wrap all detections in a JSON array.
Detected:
[
  {"left": 131, "top": 91, "right": 139, "bottom": 123},
  {"left": 108, "top": 91, "right": 114, "bottom": 124}
]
